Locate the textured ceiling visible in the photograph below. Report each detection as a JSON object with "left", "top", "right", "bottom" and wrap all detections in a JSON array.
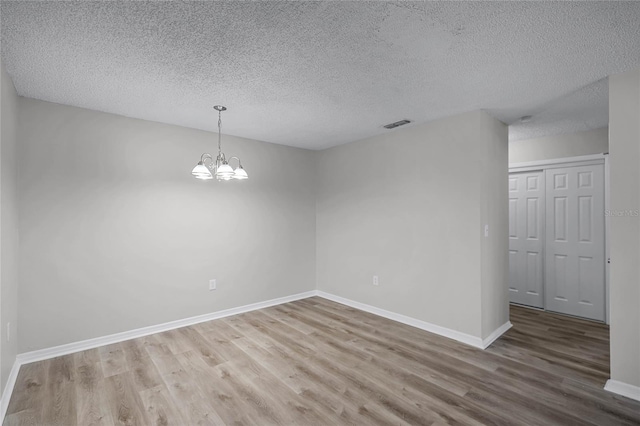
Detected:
[{"left": 2, "top": 1, "right": 640, "bottom": 150}]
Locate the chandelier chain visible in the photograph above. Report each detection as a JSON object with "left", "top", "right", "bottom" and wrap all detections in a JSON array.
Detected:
[{"left": 217, "top": 109, "right": 222, "bottom": 156}]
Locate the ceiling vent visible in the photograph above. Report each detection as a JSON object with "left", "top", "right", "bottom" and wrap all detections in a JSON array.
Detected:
[{"left": 383, "top": 119, "right": 411, "bottom": 129}]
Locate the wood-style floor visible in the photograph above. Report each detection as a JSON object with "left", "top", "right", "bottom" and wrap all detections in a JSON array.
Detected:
[{"left": 4, "top": 298, "right": 640, "bottom": 425}]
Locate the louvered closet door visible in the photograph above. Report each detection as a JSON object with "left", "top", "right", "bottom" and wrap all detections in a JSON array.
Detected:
[
  {"left": 508, "top": 172, "right": 545, "bottom": 308},
  {"left": 545, "top": 165, "right": 605, "bottom": 321}
]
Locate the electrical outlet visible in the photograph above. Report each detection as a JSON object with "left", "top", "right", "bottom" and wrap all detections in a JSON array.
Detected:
[
  {"left": 209, "top": 279, "right": 217, "bottom": 291},
  {"left": 373, "top": 275, "right": 379, "bottom": 286},
  {"left": 6, "top": 322, "right": 10, "bottom": 342}
]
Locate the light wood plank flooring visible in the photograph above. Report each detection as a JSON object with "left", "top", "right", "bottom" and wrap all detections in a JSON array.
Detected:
[{"left": 4, "top": 298, "right": 640, "bottom": 425}]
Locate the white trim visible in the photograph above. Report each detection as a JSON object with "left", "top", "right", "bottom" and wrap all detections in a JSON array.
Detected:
[
  {"left": 481, "top": 321, "right": 513, "bottom": 349},
  {"left": 16, "top": 290, "right": 316, "bottom": 365},
  {"left": 14, "top": 290, "right": 511, "bottom": 366},
  {"left": 509, "top": 153, "right": 606, "bottom": 172},
  {"left": 315, "top": 291, "right": 511, "bottom": 349},
  {"left": 604, "top": 379, "right": 640, "bottom": 402},
  {"left": 0, "top": 360, "right": 20, "bottom": 421},
  {"left": 15, "top": 290, "right": 513, "bottom": 364},
  {"left": 3, "top": 289, "right": 516, "bottom": 421},
  {"left": 604, "top": 153, "right": 611, "bottom": 325}
]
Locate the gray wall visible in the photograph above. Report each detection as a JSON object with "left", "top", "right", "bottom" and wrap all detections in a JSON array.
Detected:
[
  {"left": 316, "top": 110, "right": 509, "bottom": 340},
  {"left": 509, "top": 127, "right": 608, "bottom": 164},
  {"left": 0, "top": 61, "right": 19, "bottom": 393},
  {"left": 17, "top": 98, "right": 317, "bottom": 352},
  {"left": 609, "top": 68, "right": 640, "bottom": 389},
  {"left": 479, "top": 113, "right": 509, "bottom": 339}
]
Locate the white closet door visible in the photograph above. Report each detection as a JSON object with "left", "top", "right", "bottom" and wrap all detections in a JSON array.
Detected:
[
  {"left": 508, "top": 172, "right": 545, "bottom": 308},
  {"left": 545, "top": 165, "right": 605, "bottom": 321}
]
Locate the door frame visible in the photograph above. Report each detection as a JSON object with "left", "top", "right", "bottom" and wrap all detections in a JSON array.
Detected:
[
  {"left": 604, "top": 153, "right": 610, "bottom": 325},
  {"left": 509, "top": 153, "right": 608, "bottom": 323}
]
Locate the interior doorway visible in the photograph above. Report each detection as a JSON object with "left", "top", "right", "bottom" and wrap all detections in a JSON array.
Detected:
[{"left": 508, "top": 155, "right": 608, "bottom": 322}]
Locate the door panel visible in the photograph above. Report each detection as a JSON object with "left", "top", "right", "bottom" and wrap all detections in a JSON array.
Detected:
[
  {"left": 554, "top": 197, "right": 568, "bottom": 241},
  {"left": 553, "top": 254, "right": 568, "bottom": 300},
  {"left": 545, "top": 165, "right": 605, "bottom": 321},
  {"left": 578, "top": 196, "right": 593, "bottom": 242},
  {"left": 527, "top": 198, "right": 539, "bottom": 238},
  {"left": 508, "top": 171, "right": 544, "bottom": 308},
  {"left": 509, "top": 198, "right": 518, "bottom": 237}
]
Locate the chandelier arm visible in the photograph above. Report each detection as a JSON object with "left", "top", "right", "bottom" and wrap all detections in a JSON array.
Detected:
[
  {"left": 200, "top": 153, "right": 214, "bottom": 170},
  {"left": 227, "top": 156, "right": 242, "bottom": 167}
]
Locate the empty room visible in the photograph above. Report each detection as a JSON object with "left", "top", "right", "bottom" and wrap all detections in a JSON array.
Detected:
[{"left": 1, "top": 1, "right": 639, "bottom": 425}]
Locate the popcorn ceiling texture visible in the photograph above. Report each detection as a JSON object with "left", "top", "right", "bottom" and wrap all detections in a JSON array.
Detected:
[
  {"left": 508, "top": 78, "right": 609, "bottom": 142},
  {"left": 1, "top": 1, "right": 639, "bottom": 149}
]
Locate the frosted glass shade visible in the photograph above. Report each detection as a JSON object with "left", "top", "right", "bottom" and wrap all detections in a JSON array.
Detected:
[
  {"left": 215, "top": 163, "right": 235, "bottom": 179},
  {"left": 233, "top": 166, "right": 248, "bottom": 180},
  {"left": 191, "top": 163, "right": 213, "bottom": 180}
]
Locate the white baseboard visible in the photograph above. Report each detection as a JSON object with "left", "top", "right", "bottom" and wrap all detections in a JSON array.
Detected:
[
  {"left": 14, "top": 290, "right": 512, "bottom": 365},
  {"left": 0, "top": 290, "right": 311, "bottom": 422},
  {"left": 6, "top": 288, "right": 514, "bottom": 422},
  {"left": 16, "top": 290, "right": 317, "bottom": 365},
  {"left": 604, "top": 379, "right": 640, "bottom": 402},
  {"left": 315, "top": 291, "right": 510, "bottom": 349},
  {"left": 0, "top": 360, "right": 20, "bottom": 422},
  {"left": 481, "top": 321, "right": 513, "bottom": 349}
]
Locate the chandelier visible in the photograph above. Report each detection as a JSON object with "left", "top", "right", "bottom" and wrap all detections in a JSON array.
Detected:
[{"left": 191, "top": 105, "right": 248, "bottom": 181}]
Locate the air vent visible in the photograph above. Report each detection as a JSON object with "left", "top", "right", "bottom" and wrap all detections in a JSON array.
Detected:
[{"left": 383, "top": 119, "right": 411, "bottom": 129}]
